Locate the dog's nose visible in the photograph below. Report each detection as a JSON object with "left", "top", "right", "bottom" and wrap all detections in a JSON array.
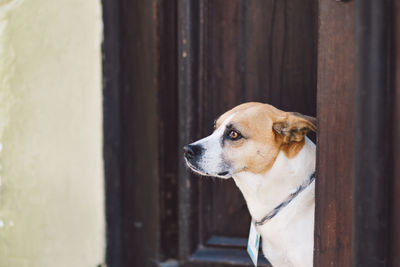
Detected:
[{"left": 183, "top": 144, "right": 202, "bottom": 160}]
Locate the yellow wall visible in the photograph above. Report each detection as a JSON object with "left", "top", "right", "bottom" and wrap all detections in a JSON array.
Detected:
[{"left": 0, "top": 0, "right": 105, "bottom": 266}]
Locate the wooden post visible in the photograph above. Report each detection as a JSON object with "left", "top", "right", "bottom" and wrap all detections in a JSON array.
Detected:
[
  {"left": 315, "top": 1, "right": 355, "bottom": 266},
  {"left": 353, "top": 0, "right": 392, "bottom": 266}
]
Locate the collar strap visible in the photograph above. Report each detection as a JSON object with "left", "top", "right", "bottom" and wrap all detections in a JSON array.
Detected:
[{"left": 254, "top": 172, "right": 316, "bottom": 226}]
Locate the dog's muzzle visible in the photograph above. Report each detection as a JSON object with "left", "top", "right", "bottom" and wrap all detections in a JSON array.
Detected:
[{"left": 183, "top": 143, "right": 231, "bottom": 178}]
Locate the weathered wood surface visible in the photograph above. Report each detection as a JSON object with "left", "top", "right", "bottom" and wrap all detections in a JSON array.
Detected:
[
  {"left": 390, "top": 1, "right": 400, "bottom": 266},
  {"left": 179, "top": 0, "right": 316, "bottom": 266},
  {"left": 103, "top": 0, "right": 400, "bottom": 266},
  {"left": 353, "top": 1, "right": 392, "bottom": 266},
  {"left": 315, "top": 1, "right": 355, "bottom": 266},
  {"left": 106, "top": 0, "right": 317, "bottom": 266}
]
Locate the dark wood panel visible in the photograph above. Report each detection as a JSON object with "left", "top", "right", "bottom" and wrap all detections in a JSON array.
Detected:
[
  {"left": 179, "top": 0, "right": 317, "bottom": 265},
  {"left": 106, "top": 0, "right": 317, "bottom": 265},
  {"left": 102, "top": 0, "right": 123, "bottom": 266},
  {"left": 201, "top": 0, "right": 252, "bottom": 239},
  {"left": 104, "top": 0, "right": 400, "bottom": 266},
  {"left": 157, "top": 0, "right": 179, "bottom": 260},
  {"left": 390, "top": 1, "right": 400, "bottom": 265},
  {"left": 178, "top": 0, "right": 203, "bottom": 261},
  {"left": 201, "top": 0, "right": 317, "bottom": 240},
  {"left": 315, "top": 1, "right": 355, "bottom": 266},
  {"left": 244, "top": 0, "right": 317, "bottom": 113},
  {"left": 119, "top": 0, "right": 161, "bottom": 265},
  {"left": 353, "top": 1, "right": 392, "bottom": 266},
  {"left": 118, "top": 0, "right": 179, "bottom": 266}
]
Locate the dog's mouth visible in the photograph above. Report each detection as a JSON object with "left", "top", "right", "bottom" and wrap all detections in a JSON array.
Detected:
[
  {"left": 184, "top": 158, "right": 207, "bottom": 175},
  {"left": 184, "top": 158, "right": 231, "bottom": 178}
]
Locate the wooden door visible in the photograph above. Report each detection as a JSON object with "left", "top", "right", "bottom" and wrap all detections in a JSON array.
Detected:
[
  {"left": 103, "top": 0, "right": 317, "bottom": 266},
  {"left": 178, "top": 1, "right": 317, "bottom": 266},
  {"left": 103, "top": 0, "right": 400, "bottom": 266}
]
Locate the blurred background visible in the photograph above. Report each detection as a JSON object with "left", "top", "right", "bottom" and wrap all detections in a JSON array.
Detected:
[
  {"left": 0, "top": 0, "right": 104, "bottom": 266},
  {"left": 0, "top": 0, "right": 399, "bottom": 267}
]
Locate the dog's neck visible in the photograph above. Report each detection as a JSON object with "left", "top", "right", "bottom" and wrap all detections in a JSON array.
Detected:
[{"left": 232, "top": 137, "right": 316, "bottom": 223}]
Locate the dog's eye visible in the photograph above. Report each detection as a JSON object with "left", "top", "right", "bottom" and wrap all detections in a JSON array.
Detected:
[
  {"left": 213, "top": 120, "right": 217, "bottom": 129},
  {"left": 228, "top": 130, "right": 241, "bottom": 140}
]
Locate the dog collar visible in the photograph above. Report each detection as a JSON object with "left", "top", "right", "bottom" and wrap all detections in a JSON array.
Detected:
[{"left": 254, "top": 172, "right": 316, "bottom": 226}]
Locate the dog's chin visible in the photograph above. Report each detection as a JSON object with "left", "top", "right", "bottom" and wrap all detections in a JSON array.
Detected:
[{"left": 184, "top": 159, "right": 232, "bottom": 179}]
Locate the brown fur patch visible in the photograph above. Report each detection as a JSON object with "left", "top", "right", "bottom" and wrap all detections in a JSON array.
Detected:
[
  {"left": 279, "top": 138, "right": 306, "bottom": 158},
  {"left": 218, "top": 103, "right": 285, "bottom": 174}
]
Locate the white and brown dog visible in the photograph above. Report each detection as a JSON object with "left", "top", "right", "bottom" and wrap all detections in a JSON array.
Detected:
[{"left": 183, "top": 102, "right": 316, "bottom": 267}]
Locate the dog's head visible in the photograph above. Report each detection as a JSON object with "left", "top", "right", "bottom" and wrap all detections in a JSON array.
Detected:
[{"left": 183, "top": 102, "right": 316, "bottom": 178}]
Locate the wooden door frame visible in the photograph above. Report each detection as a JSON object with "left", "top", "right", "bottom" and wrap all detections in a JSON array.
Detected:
[
  {"left": 353, "top": 0, "right": 393, "bottom": 266},
  {"left": 102, "top": 0, "right": 123, "bottom": 265},
  {"left": 102, "top": 0, "right": 399, "bottom": 267},
  {"left": 102, "top": 0, "right": 179, "bottom": 266},
  {"left": 316, "top": 1, "right": 397, "bottom": 266},
  {"left": 102, "top": 0, "right": 315, "bottom": 266},
  {"left": 314, "top": 1, "right": 355, "bottom": 266}
]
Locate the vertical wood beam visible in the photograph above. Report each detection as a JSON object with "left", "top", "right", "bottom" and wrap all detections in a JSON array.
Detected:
[
  {"left": 119, "top": 0, "right": 161, "bottom": 265},
  {"left": 177, "top": 0, "right": 202, "bottom": 262},
  {"left": 102, "top": 0, "right": 123, "bottom": 266},
  {"left": 390, "top": 1, "right": 400, "bottom": 265},
  {"left": 315, "top": 1, "right": 355, "bottom": 266},
  {"left": 353, "top": 1, "right": 392, "bottom": 266}
]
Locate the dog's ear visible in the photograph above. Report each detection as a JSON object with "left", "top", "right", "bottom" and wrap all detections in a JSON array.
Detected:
[{"left": 273, "top": 112, "right": 316, "bottom": 143}]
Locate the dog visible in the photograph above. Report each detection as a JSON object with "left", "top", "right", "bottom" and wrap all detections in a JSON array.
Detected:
[{"left": 183, "top": 102, "right": 316, "bottom": 267}]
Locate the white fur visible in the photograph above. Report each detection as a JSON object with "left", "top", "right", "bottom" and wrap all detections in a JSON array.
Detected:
[
  {"left": 186, "top": 112, "right": 316, "bottom": 267},
  {"left": 233, "top": 138, "right": 316, "bottom": 267}
]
